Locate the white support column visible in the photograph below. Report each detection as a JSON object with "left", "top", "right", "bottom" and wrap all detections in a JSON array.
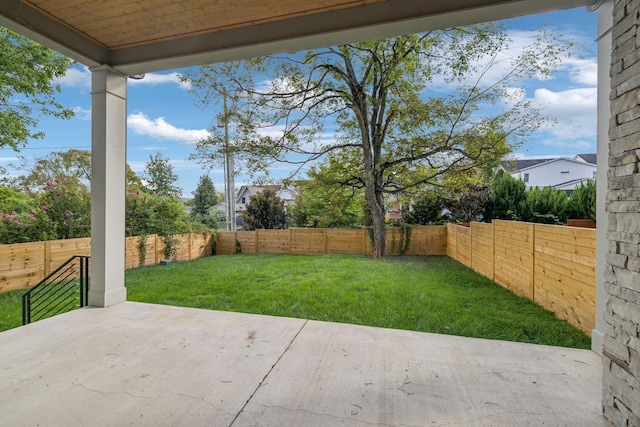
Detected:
[
  {"left": 89, "top": 66, "right": 127, "bottom": 307},
  {"left": 591, "top": 0, "right": 613, "bottom": 355}
]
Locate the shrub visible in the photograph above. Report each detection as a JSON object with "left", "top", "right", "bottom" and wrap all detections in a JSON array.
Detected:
[{"left": 566, "top": 180, "right": 596, "bottom": 220}]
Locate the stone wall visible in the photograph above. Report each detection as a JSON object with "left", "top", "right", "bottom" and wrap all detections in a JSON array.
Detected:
[{"left": 604, "top": 1, "right": 640, "bottom": 425}]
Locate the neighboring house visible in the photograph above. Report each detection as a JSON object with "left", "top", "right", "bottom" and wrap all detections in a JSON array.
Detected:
[
  {"left": 498, "top": 153, "right": 597, "bottom": 193},
  {"left": 387, "top": 208, "right": 402, "bottom": 221},
  {"left": 235, "top": 185, "right": 297, "bottom": 213},
  {"left": 215, "top": 202, "right": 243, "bottom": 229}
]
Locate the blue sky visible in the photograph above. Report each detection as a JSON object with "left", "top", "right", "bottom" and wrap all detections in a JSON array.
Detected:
[{"left": 0, "top": 7, "right": 598, "bottom": 197}]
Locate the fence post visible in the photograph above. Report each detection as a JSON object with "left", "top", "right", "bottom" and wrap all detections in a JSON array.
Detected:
[
  {"left": 255, "top": 230, "right": 259, "bottom": 253},
  {"left": 323, "top": 229, "right": 328, "bottom": 254},
  {"left": 491, "top": 221, "right": 496, "bottom": 281},
  {"left": 155, "top": 234, "right": 159, "bottom": 264},
  {"left": 530, "top": 223, "right": 536, "bottom": 302},
  {"left": 468, "top": 224, "right": 471, "bottom": 266},
  {"left": 362, "top": 228, "right": 366, "bottom": 255},
  {"left": 44, "top": 240, "right": 51, "bottom": 277}
]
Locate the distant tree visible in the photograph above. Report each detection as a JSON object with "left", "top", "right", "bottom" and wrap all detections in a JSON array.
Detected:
[
  {"left": 39, "top": 177, "right": 91, "bottom": 239},
  {"left": 447, "top": 183, "right": 491, "bottom": 223},
  {"left": 524, "top": 186, "right": 568, "bottom": 224},
  {"left": 288, "top": 192, "right": 309, "bottom": 228},
  {"left": 11, "top": 149, "right": 91, "bottom": 192},
  {"left": 191, "top": 175, "right": 219, "bottom": 216},
  {"left": 486, "top": 170, "right": 528, "bottom": 221},
  {"left": 5, "top": 149, "right": 143, "bottom": 193},
  {"left": 126, "top": 164, "right": 145, "bottom": 189},
  {"left": 566, "top": 180, "right": 596, "bottom": 220},
  {"left": 0, "top": 186, "right": 33, "bottom": 214},
  {"left": 242, "top": 188, "right": 287, "bottom": 230},
  {"left": 0, "top": 28, "right": 74, "bottom": 150},
  {"left": 290, "top": 185, "right": 364, "bottom": 228},
  {"left": 404, "top": 190, "right": 448, "bottom": 225},
  {"left": 143, "top": 153, "right": 182, "bottom": 198},
  {"left": 289, "top": 158, "right": 365, "bottom": 228},
  {"left": 125, "top": 189, "right": 192, "bottom": 237}
]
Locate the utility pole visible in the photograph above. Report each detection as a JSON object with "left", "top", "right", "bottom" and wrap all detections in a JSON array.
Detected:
[{"left": 222, "top": 92, "right": 236, "bottom": 231}]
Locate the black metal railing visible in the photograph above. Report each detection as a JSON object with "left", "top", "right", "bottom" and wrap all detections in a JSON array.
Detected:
[{"left": 22, "top": 255, "right": 90, "bottom": 325}]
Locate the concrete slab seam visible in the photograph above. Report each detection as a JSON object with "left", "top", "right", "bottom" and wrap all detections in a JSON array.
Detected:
[{"left": 228, "top": 318, "right": 309, "bottom": 426}]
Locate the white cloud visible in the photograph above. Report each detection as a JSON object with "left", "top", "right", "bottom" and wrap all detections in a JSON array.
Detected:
[
  {"left": 128, "top": 72, "right": 191, "bottom": 90},
  {"left": 127, "top": 112, "right": 210, "bottom": 143},
  {"left": 539, "top": 137, "right": 593, "bottom": 150},
  {"left": 561, "top": 57, "right": 597, "bottom": 86},
  {"left": 531, "top": 87, "right": 597, "bottom": 140},
  {"left": 255, "top": 123, "right": 287, "bottom": 139},
  {"left": 71, "top": 106, "right": 91, "bottom": 121},
  {"left": 0, "top": 156, "right": 19, "bottom": 163},
  {"left": 168, "top": 159, "right": 199, "bottom": 171},
  {"left": 127, "top": 161, "right": 146, "bottom": 173},
  {"left": 58, "top": 65, "right": 91, "bottom": 88}
]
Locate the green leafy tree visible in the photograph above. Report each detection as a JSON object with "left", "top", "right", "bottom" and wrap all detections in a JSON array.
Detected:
[
  {"left": 566, "top": 180, "right": 596, "bottom": 220},
  {"left": 447, "top": 183, "right": 491, "bottom": 223},
  {"left": 289, "top": 157, "right": 365, "bottom": 228},
  {"left": 524, "top": 186, "right": 568, "bottom": 224},
  {"left": 486, "top": 170, "right": 528, "bottom": 221},
  {"left": 0, "top": 207, "right": 53, "bottom": 244},
  {"left": 290, "top": 184, "right": 364, "bottom": 228},
  {"left": 11, "top": 149, "right": 91, "bottom": 192},
  {"left": 126, "top": 164, "right": 145, "bottom": 189},
  {"left": 404, "top": 190, "right": 449, "bottom": 225},
  {"left": 186, "top": 27, "right": 571, "bottom": 256},
  {"left": 125, "top": 188, "right": 192, "bottom": 237},
  {"left": 242, "top": 188, "right": 287, "bottom": 230},
  {"left": 288, "top": 192, "right": 309, "bottom": 228},
  {"left": 189, "top": 175, "right": 221, "bottom": 230},
  {"left": 0, "top": 186, "right": 33, "bottom": 214},
  {"left": 191, "top": 175, "right": 219, "bottom": 216},
  {"left": 39, "top": 177, "right": 91, "bottom": 239},
  {"left": 0, "top": 28, "right": 74, "bottom": 150},
  {"left": 143, "top": 153, "right": 182, "bottom": 198}
]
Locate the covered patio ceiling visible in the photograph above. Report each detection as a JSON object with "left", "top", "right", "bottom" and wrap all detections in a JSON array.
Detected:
[{"left": 2, "top": 0, "right": 595, "bottom": 75}]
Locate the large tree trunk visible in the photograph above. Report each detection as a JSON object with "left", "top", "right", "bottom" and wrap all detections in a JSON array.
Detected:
[{"left": 364, "top": 175, "right": 387, "bottom": 258}]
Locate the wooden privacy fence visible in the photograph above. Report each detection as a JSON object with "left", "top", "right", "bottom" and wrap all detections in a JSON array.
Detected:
[
  {"left": 3, "top": 223, "right": 596, "bottom": 335},
  {"left": 215, "top": 226, "right": 448, "bottom": 257},
  {"left": 447, "top": 220, "right": 596, "bottom": 334},
  {"left": 0, "top": 233, "right": 212, "bottom": 293}
]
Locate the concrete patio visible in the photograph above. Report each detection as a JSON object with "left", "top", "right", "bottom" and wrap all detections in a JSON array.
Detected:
[{"left": 1, "top": 302, "right": 609, "bottom": 426}]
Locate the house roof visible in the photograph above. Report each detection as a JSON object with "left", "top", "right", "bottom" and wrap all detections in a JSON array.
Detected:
[
  {"left": 236, "top": 185, "right": 281, "bottom": 201},
  {"left": 575, "top": 153, "right": 597, "bottom": 165},
  {"left": 500, "top": 158, "right": 556, "bottom": 173},
  {"left": 552, "top": 177, "right": 593, "bottom": 190},
  {"left": 500, "top": 155, "right": 597, "bottom": 173},
  {"left": 0, "top": 0, "right": 594, "bottom": 75}
]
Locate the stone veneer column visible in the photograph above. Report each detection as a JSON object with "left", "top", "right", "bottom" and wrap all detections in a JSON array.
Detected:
[
  {"left": 603, "top": 0, "right": 640, "bottom": 425},
  {"left": 594, "top": 0, "right": 614, "bottom": 355}
]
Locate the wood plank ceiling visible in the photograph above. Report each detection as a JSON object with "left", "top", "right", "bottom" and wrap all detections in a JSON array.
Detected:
[
  {"left": 1, "top": 0, "right": 595, "bottom": 74},
  {"left": 23, "top": 0, "right": 387, "bottom": 50}
]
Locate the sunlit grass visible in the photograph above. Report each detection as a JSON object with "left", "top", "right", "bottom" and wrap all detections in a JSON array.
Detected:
[
  {"left": 0, "top": 290, "right": 23, "bottom": 332},
  {"left": 124, "top": 254, "right": 591, "bottom": 349},
  {"left": 0, "top": 254, "right": 590, "bottom": 349}
]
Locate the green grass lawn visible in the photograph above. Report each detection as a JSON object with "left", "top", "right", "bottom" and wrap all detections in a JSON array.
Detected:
[
  {"left": 124, "top": 254, "right": 590, "bottom": 349},
  {"left": 0, "top": 254, "right": 591, "bottom": 349},
  {"left": 0, "top": 289, "right": 23, "bottom": 332}
]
